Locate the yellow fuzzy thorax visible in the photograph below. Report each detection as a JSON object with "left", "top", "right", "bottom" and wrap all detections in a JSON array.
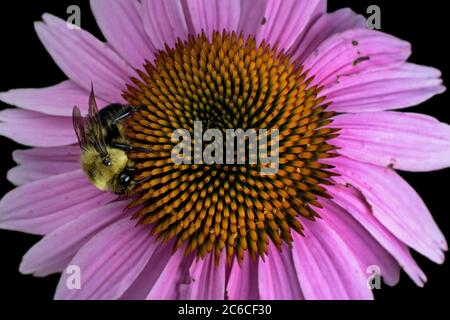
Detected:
[{"left": 81, "top": 146, "right": 128, "bottom": 192}]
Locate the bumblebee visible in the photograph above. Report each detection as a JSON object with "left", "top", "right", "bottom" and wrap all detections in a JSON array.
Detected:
[{"left": 72, "top": 87, "right": 146, "bottom": 194}]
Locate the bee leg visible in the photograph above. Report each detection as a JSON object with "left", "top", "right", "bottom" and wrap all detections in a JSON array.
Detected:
[
  {"left": 126, "top": 166, "right": 138, "bottom": 173},
  {"left": 123, "top": 176, "right": 151, "bottom": 193},
  {"left": 112, "top": 143, "right": 151, "bottom": 153},
  {"left": 134, "top": 176, "right": 152, "bottom": 186},
  {"left": 111, "top": 143, "right": 132, "bottom": 152},
  {"left": 112, "top": 105, "right": 146, "bottom": 125}
]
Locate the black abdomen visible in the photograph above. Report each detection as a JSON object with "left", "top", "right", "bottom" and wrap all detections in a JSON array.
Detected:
[{"left": 98, "top": 104, "right": 129, "bottom": 143}]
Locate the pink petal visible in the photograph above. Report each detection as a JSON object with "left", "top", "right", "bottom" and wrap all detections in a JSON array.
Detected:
[
  {"left": 8, "top": 163, "right": 80, "bottom": 187},
  {"left": 327, "top": 184, "right": 427, "bottom": 286},
  {"left": 120, "top": 241, "right": 178, "bottom": 300},
  {"left": 19, "top": 201, "right": 127, "bottom": 277},
  {"left": 318, "top": 198, "right": 400, "bottom": 286},
  {"left": 12, "top": 145, "right": 80, "bottom": 164},
  {"left": 90, "top": 0, "right": 155, "bottom": 68},
  {"left": 0, "top": 170, "right": 115, "bottom": 235},
  {"left": 142, "top": 0, "right": 189, "bottom": 50},
  {"left": 146, "top": 249, "right": 193, "bottom": 299},
  {"left": 179, "top": 253, "right": 226, "bottom": 300},
  {"left": 292, "top": 220, "right": 373, "bottom": 300},
  {"left": 303, "top": 29, "right": 411, "bottom": 87},
  {"left": 256, "top": 0, "right": 326, "bottom": 50},
  {"left": 226, "top": 254, "right": 260, "bottom": 300},
  {"left": 327, "top": 156, "right": 447, "bottom": 264},
  {"left": 332, "top": 111, "right": 450, "bottom": 172},
  {"left": 324, "top": 63, "right": 445, "bottom": 112},
  {"left": 0, "top": 80, "right": 108, "bottom": 116},
  {"left": 55, "top": 218, "right": 156, "bottom": 300},
  {"left": 258, "top": 243, "right": 304, "bottom": 299},
  {"left": 289, "top": 8, "right": 366, "bottom": 63},
  {"left": 237, "top": 0, "right": 268, "bottom": 37},
  {"left": 8, "top": 145, "right": 80, "bottom": 186},
  {"left": 0, "top": 109, "right": 76, "bottom": 147},
  {"left": 185, "top": 0, "right": 241, "bottom": 38},
  {"left": 35, "top": 14, "right": 134, "bottom": 103}
]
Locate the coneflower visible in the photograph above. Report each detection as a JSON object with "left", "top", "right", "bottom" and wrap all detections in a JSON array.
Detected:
[
  {"left": 0, "top": 0, "right": 447, "bottom": 300},
  {"left": 124, "top": 31, "right": 339, "bottom": 264}
]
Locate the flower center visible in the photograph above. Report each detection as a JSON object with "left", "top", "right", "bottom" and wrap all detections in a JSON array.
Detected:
[{"left": 123, "top": 31, "right": 338, "bottom": 264}]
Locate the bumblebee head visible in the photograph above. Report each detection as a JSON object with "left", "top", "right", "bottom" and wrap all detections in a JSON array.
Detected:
[{"left": 81, "top": 146, "right": 128, "bottom": 192}]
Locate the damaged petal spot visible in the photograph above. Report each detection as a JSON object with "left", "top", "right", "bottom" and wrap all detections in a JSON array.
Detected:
[
  {"left": 387, "top": 158, "right": 397, "bottom": 169},
  {"left": 352, "top": 40, "right": 359, "bottom": 46},
  {"left": 260, "top": 17, "right": 267, "bottom": 25},
  {"left": 352, "top": 56, "right": 370, "bottom": 66}
]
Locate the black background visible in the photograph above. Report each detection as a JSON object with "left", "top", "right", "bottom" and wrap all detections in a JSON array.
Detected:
[{"left": 0, "top": 0, "right": 448, "bottom": 302}]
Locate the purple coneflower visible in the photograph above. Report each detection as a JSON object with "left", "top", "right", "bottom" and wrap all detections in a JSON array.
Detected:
[{"left": 0, "top": 0, "right": 448, "bottom": 300}]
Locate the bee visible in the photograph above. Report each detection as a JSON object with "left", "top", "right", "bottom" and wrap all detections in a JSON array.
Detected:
[{"left": 72, "top": 87, "right": 147, "bottom": 195}]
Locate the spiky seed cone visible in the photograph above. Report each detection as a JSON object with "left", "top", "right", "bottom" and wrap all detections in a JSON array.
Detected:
[{"left": 123, "top": 31, "right": 339, "bottom": 264}]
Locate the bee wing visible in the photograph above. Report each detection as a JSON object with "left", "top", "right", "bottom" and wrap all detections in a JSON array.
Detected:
[
  {"left": 86, "top": 84, "right": 108, "bottom": 155},
  {"left": 72, "top": 106, "right": 87, "bottom": 149},
  {"left": 88, "top": 83, "right": 100, "bottom": 117},
  {"left": 90, "top": 117, "right": 108, "bottom": 155}
]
